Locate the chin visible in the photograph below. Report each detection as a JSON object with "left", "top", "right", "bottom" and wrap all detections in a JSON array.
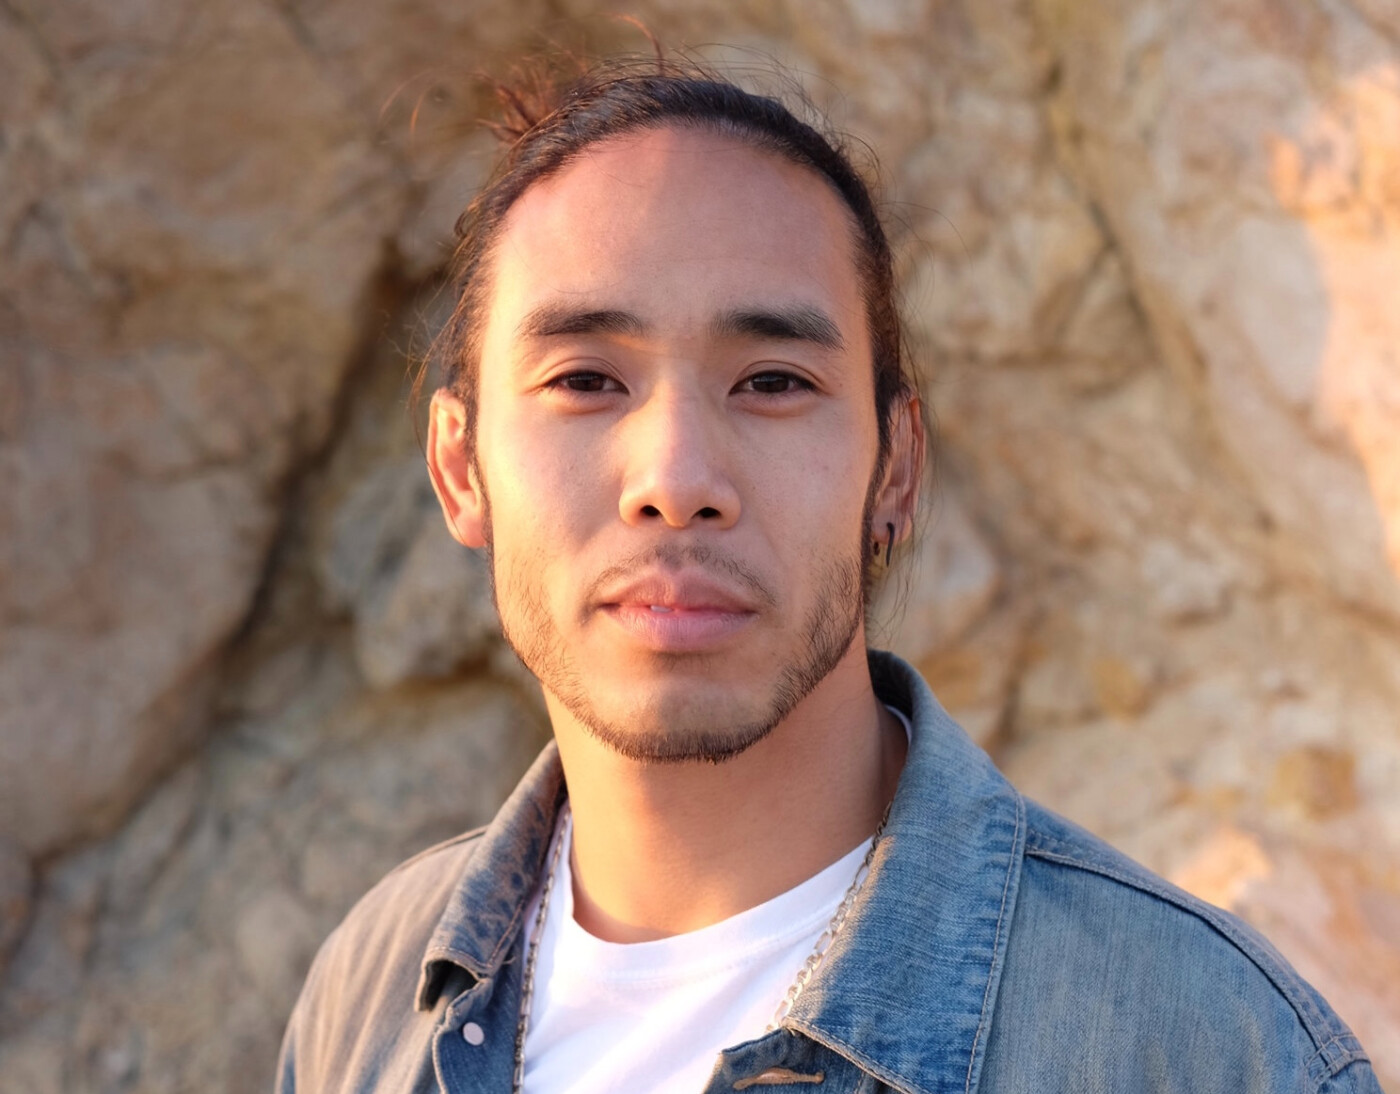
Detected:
[{"left": 565, "top": 686, "right": 783, "bottom": 766}]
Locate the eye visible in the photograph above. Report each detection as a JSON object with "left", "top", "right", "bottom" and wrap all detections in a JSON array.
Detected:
[
  {"left": 547, "top": 370, "right": 625, "bottom": 394},
  {"left": 736, "top": 370, "right": 815, "bottom": 396}
]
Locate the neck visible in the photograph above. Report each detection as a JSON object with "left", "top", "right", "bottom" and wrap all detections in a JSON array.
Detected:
[{"left": 547, "top": 643, "right": 906, "bottom": 943}]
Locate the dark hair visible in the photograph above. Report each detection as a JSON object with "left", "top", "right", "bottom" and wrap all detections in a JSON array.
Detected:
[{"left": 426, "top": 55, "right": 919, "bottom": 474}]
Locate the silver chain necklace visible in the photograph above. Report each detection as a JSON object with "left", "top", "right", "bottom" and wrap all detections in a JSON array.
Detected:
[{"left": 510, "top": 802, "right": 891, "bottom": 1092}]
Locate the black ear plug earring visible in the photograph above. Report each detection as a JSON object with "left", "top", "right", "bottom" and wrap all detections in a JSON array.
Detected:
[{"left": 873, "top": 522, "right": 896, "bottom": 565}]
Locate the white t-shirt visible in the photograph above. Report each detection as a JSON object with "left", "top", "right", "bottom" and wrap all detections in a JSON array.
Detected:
[{"left": 520, "top": 707, "right": 911, "bottom": 1094}]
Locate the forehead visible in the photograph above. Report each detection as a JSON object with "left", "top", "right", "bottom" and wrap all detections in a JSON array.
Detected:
[{"left": 482, "top": 125, "right": 867, "bottom": 341}]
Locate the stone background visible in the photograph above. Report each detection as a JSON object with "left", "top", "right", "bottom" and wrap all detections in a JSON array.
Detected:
[{"left": 2, "top": 1, "right": 1398, "bottom": 1090}]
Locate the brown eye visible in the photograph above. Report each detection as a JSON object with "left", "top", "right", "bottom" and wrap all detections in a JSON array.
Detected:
[
  {"left": 554, "top": 371, "right": 621, "bottom": 393},
  {"left": 741, "top": 371, "right": 811, "bottom": 395}
]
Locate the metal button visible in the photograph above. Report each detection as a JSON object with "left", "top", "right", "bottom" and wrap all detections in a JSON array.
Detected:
[{"left": 462, "top": 1022, "right": 485, "bottom": 1046}]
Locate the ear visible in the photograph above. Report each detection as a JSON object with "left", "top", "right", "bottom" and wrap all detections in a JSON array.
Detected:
[
  {"left": 426, "top": 389, "right": 488, "bottom": 549},
  {"left": 870, "top": 393, "right": 926, "bottom": 549}
]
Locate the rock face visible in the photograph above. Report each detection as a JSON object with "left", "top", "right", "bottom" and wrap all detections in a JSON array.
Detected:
[
  {"left": 0, "top": 0, "right": 405, "bottom": 858},
  {"left": 318, "top": 455, "right": 500, "bottom": 688},
  {"left": 1038, "top": 0, "right": 1400, "bottom": 621},
  {"left": 1, "top": 2, "right": 1397, "bottom": 1091}
]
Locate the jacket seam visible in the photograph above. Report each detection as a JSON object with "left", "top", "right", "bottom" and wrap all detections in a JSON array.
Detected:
[
  {"left": 481, "top": 791, "right": 569, "bottom": 970},
  {"left": 484, "top": 884, "right": 531, "bottom": 970},
  {"left": 1024, "top": 837, "right": 1334, "bottom": 1049},
  {"left": 964, "top": 790, "right": 1025, "bottom": 1094},
  {"left": 1305, "top": 1034, "right": 1371, "bottom": 1086}
]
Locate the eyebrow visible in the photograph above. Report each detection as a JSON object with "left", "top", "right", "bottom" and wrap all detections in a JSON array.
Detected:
[
  {"left": 516, "top": 304, "right": 648, "bottom": 341},
  {"left": 711, "top": 306, "right": 846, "bottom": 351},
  {"left": 514, "top": 301, "right": 846, "bottom": 351}
]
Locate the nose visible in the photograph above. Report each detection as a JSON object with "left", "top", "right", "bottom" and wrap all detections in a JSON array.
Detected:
[{"left": 617, "top": 388, "right": 741, "bottom": 530}]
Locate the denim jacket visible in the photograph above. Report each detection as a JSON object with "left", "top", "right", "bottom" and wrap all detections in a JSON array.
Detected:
[{"left": 276, "top": 651, "right": 1383, "bottom": 1093}]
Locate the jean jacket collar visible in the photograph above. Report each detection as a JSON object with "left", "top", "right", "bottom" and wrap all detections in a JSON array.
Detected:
[{"left": 415, "top": 650, "right": 1027, "bottom": 1094}]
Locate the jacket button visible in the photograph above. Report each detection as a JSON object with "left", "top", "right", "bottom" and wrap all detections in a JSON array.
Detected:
[{"left": 462, "top": 1022, "right": 485, "bottom": 1046}]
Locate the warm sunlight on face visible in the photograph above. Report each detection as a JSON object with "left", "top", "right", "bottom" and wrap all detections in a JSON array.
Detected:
[{"left": 464, "top": 126, "right": 885, "bottom": 761}]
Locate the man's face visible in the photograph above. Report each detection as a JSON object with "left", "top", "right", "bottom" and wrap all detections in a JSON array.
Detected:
[{"left": 436, "top": 125, "right": 892, "bottom": 762}]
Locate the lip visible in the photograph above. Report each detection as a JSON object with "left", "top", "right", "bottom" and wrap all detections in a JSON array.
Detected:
[{"left": 596, "top": 572, "right": 761, "bottom": 652}]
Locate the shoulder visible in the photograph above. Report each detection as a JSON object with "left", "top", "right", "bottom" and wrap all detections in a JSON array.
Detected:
[
  {"left": 347, "top": 826, "right": 489, "bottom": 936},
  {"left": 980, "top": 799, "right": 1377, "bottom": 1093},
  {"left": 304, "top": 825, "right": 487, "bottom": 998},
  {"left": 276, "top": 829, "right": 488, "bottom": 1094}
]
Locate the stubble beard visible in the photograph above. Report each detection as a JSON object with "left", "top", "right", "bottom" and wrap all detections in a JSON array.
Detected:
[
  {"left": 484, "top": 513, "right": 870, "bottom": 767},
  {"left": 498, "top": 552, "right": 864, "bottom": 765}
]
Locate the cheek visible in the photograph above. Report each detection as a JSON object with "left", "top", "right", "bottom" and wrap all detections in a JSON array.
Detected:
[
  {"left": 744, "top": 436, "right": 875, "bottom": 574},
  {"left": 477, "top": 413, "right": 610, "bottom": 555},
  {"left": 747, "top": 413, "right": 875, "bottom": 510}
]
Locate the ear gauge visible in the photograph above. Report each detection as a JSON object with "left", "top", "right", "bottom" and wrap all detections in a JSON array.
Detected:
[{"left": 873, "top": 522, "right": 897, "bottom": 566}]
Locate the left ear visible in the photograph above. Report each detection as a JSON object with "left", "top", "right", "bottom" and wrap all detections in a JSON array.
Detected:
[
  {"left": 870, "top": 393, "right": 926, "bottom": 549},
  {"left": 426, "top": 388, "right": 489, "bottom": 549}
]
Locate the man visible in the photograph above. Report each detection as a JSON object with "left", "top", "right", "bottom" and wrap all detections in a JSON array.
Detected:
[{"left": 277, "top": 57, "right": 1382, "bottom": 1093}]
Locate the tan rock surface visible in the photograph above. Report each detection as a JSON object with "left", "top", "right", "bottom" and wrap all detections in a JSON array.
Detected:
[
  {"left": 2, "top": 1, "right": 1398, "bottom": 1091},
  {"left": 1036, "top": 0, "right": 1400, "bottom": 618},
  {"left": 0, "top": 0, "right": 405, "bottom": 856}
]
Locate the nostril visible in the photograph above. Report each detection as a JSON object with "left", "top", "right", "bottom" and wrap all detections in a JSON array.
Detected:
[
  {"left": 641, "top": 505, "right": 662, "bottom": 517},
  {"left": 697, "top": 507, "right": 721, "bottom": 519}
]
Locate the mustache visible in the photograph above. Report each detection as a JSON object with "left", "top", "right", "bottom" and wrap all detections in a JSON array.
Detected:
[{"left": 583, "top": 544, "right": 779, "bottom": 610}]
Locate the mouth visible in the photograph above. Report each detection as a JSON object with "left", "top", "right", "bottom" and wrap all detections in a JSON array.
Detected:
[
  {"left": 599, "top": 603, "right": 758, "bottom": 652},
  {"left": 595, "top": 572, "right": 762, "bottom": 652}
]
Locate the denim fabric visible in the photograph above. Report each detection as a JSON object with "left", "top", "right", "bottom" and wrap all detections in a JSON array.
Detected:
[{"left": 277, "top": 651, "right": 1384, "bottom": 1093}]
